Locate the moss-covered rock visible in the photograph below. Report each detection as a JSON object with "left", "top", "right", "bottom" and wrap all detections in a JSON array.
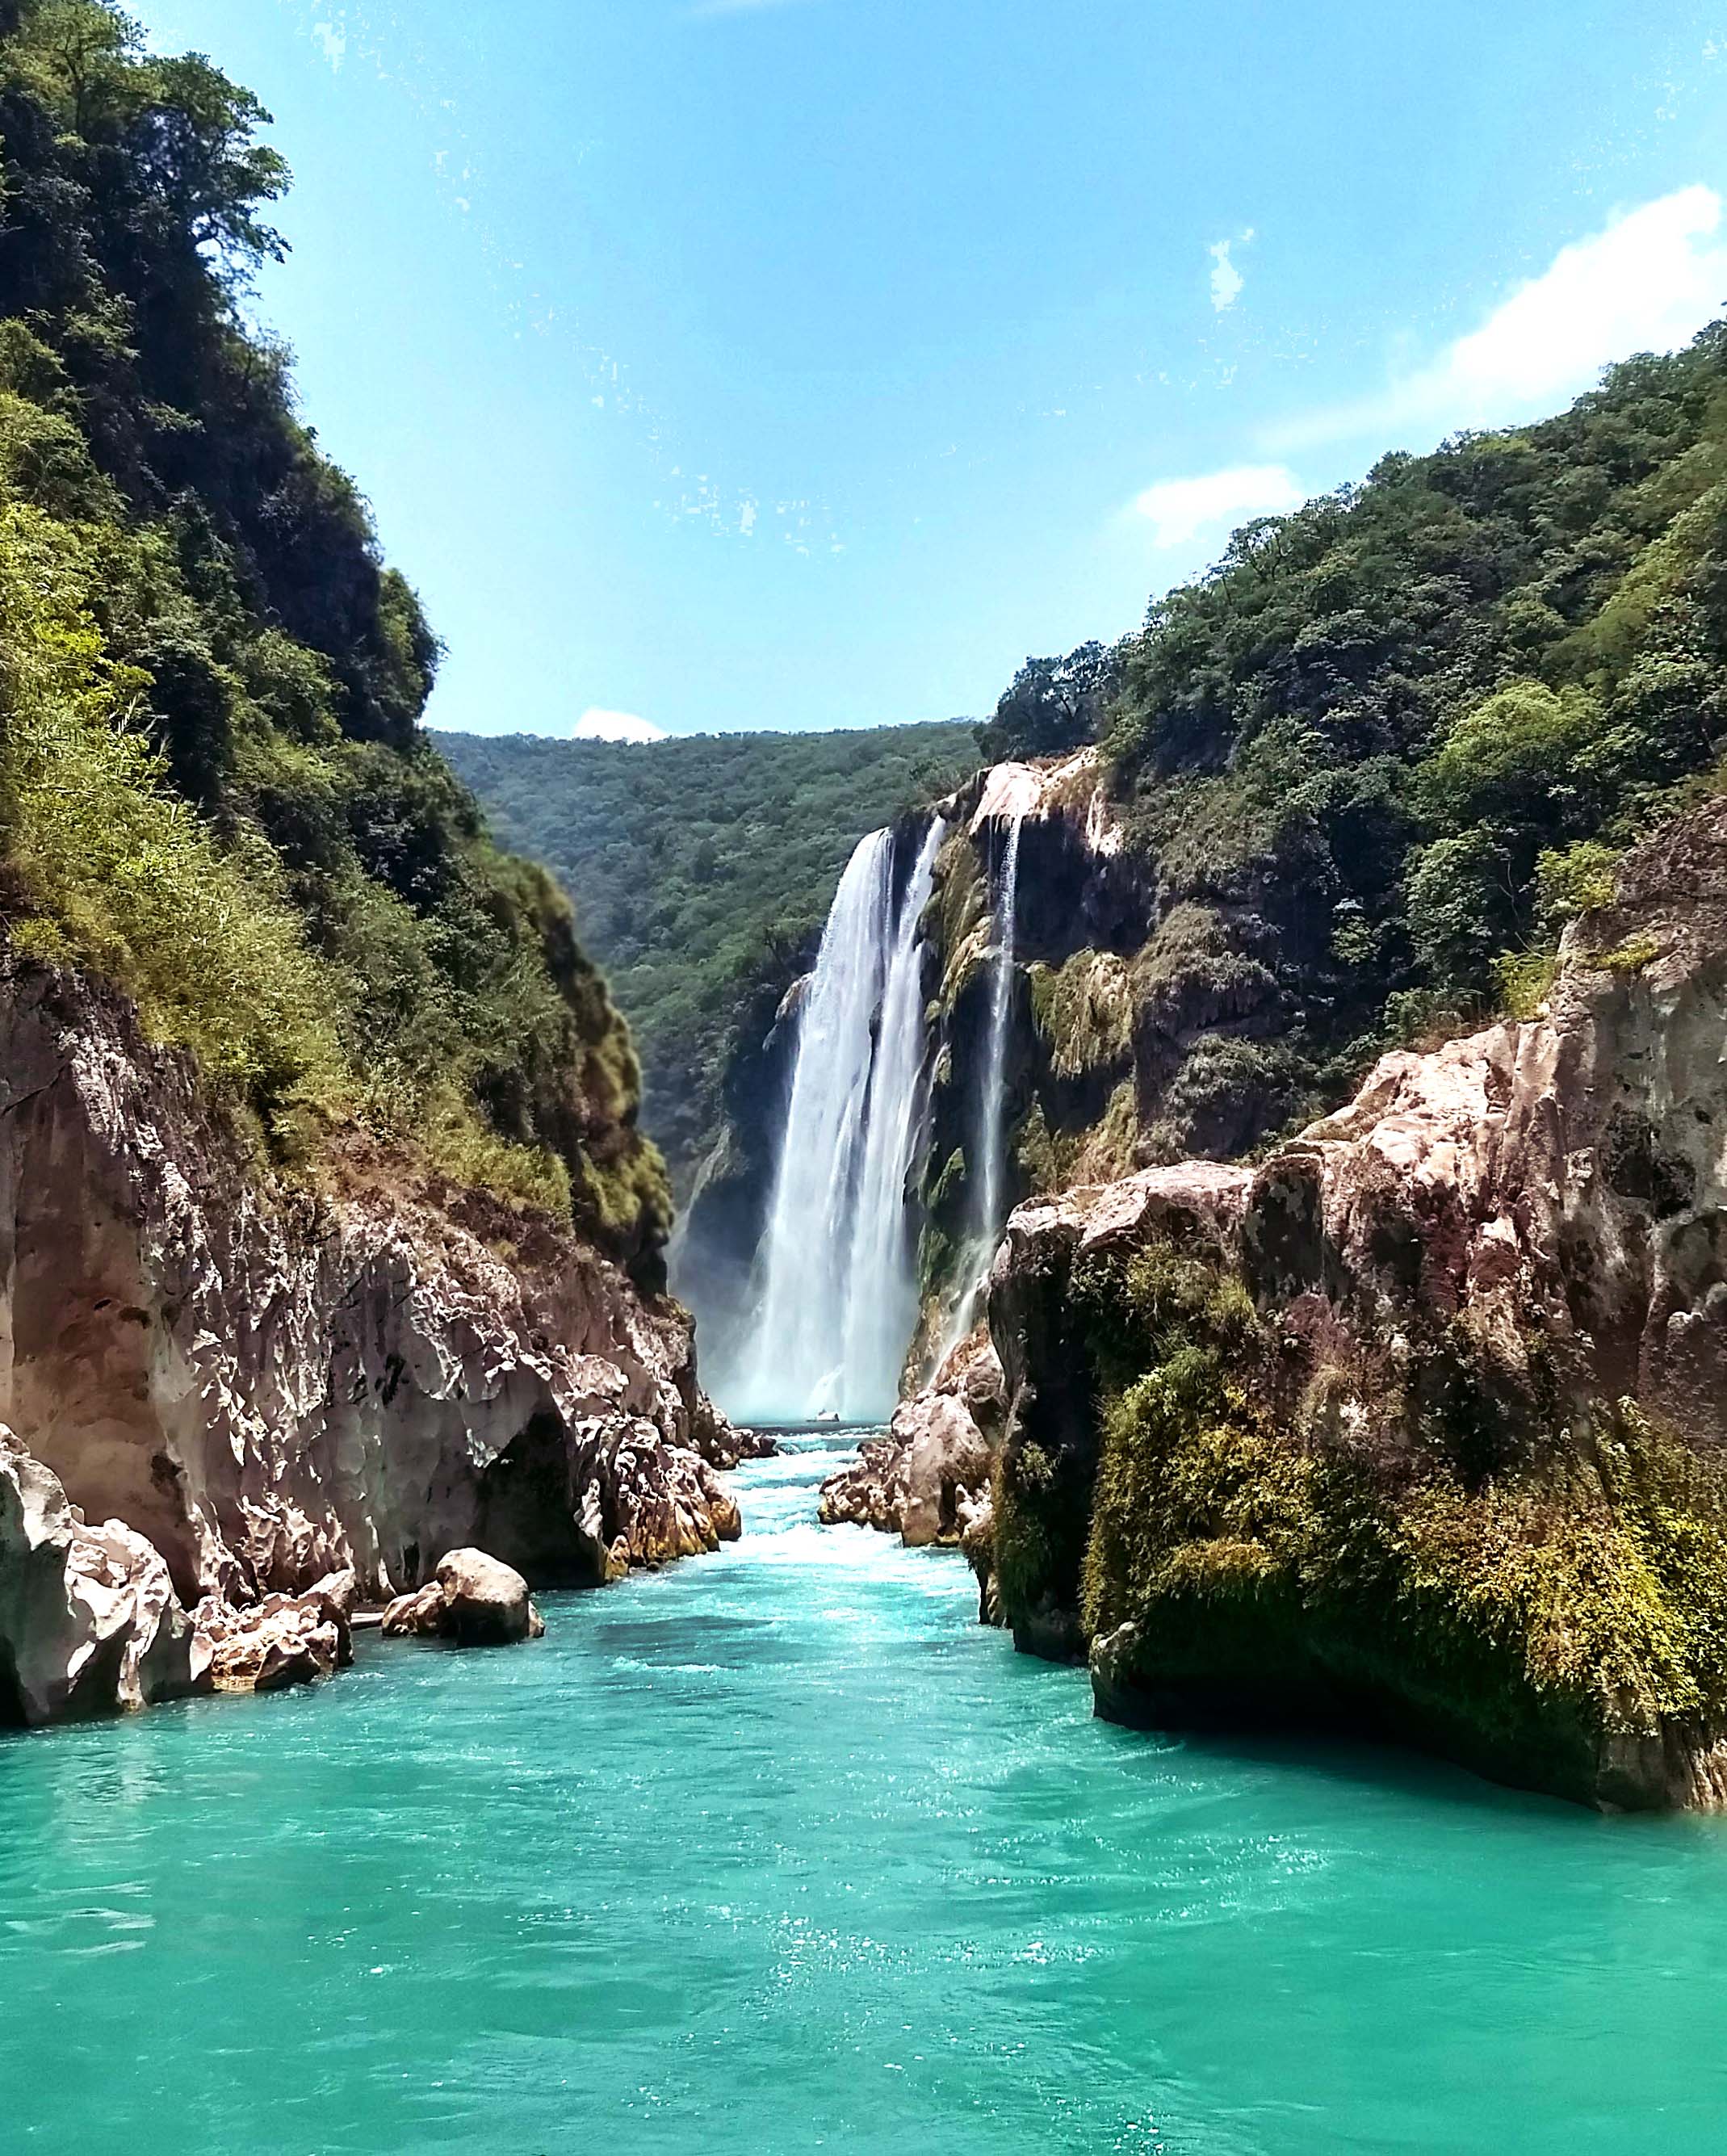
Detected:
[{"left": 975, "top": 797, "right": 1727, "bottom": 1809}]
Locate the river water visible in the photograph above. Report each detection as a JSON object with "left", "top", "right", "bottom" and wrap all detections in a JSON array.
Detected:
[{"left": 5, "top": 1432, "right": 1727, "bottom": 2153}]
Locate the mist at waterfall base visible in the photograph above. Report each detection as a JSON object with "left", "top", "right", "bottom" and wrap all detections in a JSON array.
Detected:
[{"left": 728, "top": 820, "right": 945, "bottom": 1423}]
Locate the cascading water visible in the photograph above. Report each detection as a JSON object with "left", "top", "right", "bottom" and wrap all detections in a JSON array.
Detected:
[
  {"left": 840, "top": 817, "right": 945, "bottom": 1404},
  {"left": 974, "top": 812, "right": 1024, "bottom": 1264},
  {"left": 947, "top": 811, "right": 1025, "bottom": 1348},
  {"left": 739, "top": 819, "right": 944, "bottom": 1421}
]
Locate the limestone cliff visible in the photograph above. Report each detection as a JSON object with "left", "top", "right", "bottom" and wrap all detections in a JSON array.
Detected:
[
  {"left": 0, "top": 962, "right": 736, "bottom": 1727},
  {"left": 973, "top": 798, "right": 1727, "bottom": 1810},
  {"left": 817, "top": 1328, "right": 1003, "bottom": 1546}
]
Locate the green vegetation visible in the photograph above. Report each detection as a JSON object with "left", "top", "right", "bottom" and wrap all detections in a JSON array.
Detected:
[
  {"left": 945, "top": 335, "right": 1727, "bottom": 1174},
  {"left": 1095, "top": 329, "right": 1727, "bottom": 1109},
  {"left": 0, "top": 0, "right": 667, "bottom": 1263},
  {"left": 1056, "top": 1242, "right": 1727, "bottom": 1789},
  {"left": 442, "top": 723, "right": 979, "bottom": 1179},
  {"left": 974, "top": 642, "right": 1117, "bottom": 765}
]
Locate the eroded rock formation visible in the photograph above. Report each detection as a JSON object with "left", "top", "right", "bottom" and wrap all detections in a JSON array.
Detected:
[
  {"left": 0, "top": 964, "right": 735, "bottom": 1726},
  {"left": 975, "top": 799, "right": 1727, "bottom": 1810},
  {"left": 818, "top": 1328, "right": 1004, "bottom": 1547}
]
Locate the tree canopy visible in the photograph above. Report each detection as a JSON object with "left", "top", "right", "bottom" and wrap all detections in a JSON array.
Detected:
[
  {"left": 442, "top": 723, "right": 980, "bottom": 1183},
  {"left": 0, "top": 0, "right": 670, "bottom": 1269}
]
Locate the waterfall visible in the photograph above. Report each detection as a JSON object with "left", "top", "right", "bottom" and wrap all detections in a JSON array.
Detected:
[
  {"left": 946, "top": 812, "right": 1025, "bottom": 1349},
  {"left": 739, "top": 819, "right": 943, "bottom": 1422},
  {"left": 974, "top": 812, "right": 1024, "bottom": 1265},
  {"left": 839, "top": 817, "right": 945, "bottom": 1406}
]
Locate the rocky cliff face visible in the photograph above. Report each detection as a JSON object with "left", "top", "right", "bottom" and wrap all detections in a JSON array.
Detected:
[
  {"left": 0, "top": 963, "right": 736, "bottom": 1728},
  {"left": 974, "top": 799, "right": 1727, "bottom": 1810},
  {"left": 817, "top": 1327, "right": 1004, "bottom": 1547}
]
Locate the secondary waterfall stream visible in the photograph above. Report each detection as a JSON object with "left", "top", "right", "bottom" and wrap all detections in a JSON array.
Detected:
[
  {"left": 741, "top": 820, "right": 944, "bottom": 1420},
  {"left": 952, "top": 809, "right": 1025, "bottom": 1340}
]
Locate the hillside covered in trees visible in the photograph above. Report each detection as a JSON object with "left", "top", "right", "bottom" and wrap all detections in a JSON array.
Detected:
[
  {"left": 442, "top": 722, "right": 979, "bottom": 1181},
  {"left": 966, "top": 326, "right": 1727, "bottom": 1177},
  {"left": 0, "top": 0, "right": 669, "bottom": 1268}
]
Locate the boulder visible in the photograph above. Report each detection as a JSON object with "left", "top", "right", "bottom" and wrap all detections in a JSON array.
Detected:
[
  {"left": 379, "top": 1550, "right": 546, "bottom": 1646},
  {"left": 817, "top": 1326, "right": 1000, "bottom": 1546},
  {"left": 435, "top": 1547, "right": 542, "bottom": 1646},
  {"left": 380, "top": 1581, "right": 446, "bottom": 1638},
  {"left": 194, "top": 1589, "right": 345, "bottom": 1693},
  {"left": 691, "top": 1403, "right": 780, "bottom": 1470}
]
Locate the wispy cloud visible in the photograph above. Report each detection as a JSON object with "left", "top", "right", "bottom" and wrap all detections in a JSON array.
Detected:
[
  {"left": 309, "top": 19, "right": 346, "bottom": 73},
  {"left": 1131, "top": 463, "right": 1304, "bottom": 548},
  {"left": 1209, "top": 229, "right": 1253, "bottom": 313},
  {"left": 1272, "top": 185, "right": 1727, "bottom": 451},
  {"left": 569, "top": 707, "right": 666, "bottom": 744}
]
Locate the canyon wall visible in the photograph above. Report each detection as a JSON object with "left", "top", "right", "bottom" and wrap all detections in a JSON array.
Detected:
[
  {"left": 0, "top": 963, "right": 736, "bottom": 1726},
  {"left": 968, "top": 797, "right": 1727, "bottom": 1809}
]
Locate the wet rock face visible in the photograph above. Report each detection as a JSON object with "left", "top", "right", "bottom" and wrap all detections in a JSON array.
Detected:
[
  {"left": 818, "top": 1329, "right": 1004, "bottom": 1546},
  {"left": 979, "top": 799, "right": 1727, "bottom": 1809},
  {"left": 0, "top": 966, "right": 735, "bottom": 1726}
]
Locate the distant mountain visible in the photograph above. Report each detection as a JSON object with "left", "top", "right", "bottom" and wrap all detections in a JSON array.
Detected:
[{"left": 441, "top": 722, "right": 981, "bottom": 1185}]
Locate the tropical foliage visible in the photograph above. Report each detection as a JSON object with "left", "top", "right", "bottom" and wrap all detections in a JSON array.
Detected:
[
  {"left": 1101, "top": 329, "right": 1727, "bottom": 1099},
  {"left": 0, "top": 0, "right": 668, "bottom": 1264}
]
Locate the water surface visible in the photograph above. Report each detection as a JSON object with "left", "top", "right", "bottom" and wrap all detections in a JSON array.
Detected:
[{"left": 5, "top": 1432, "right": 1727, "bottom": 2152}]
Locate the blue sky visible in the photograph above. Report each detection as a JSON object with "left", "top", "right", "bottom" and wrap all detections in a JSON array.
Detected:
[{"left": 136, "top": 0, "right": 1727, "bottom": 739}]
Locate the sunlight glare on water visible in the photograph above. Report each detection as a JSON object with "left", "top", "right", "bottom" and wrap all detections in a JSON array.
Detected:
[{"left": 5, "top": 1429, "right": 1727, "bottom": 2152}]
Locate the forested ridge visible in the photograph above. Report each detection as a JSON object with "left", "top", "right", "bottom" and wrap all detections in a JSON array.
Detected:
[
  {"left": 0, "top": 0, "right": 669, "bottom": 1267},
  {"left": 442, "top": 722, "right": 979, "bottom": 1181},
  {"left": 982, "top": 327, "right": 1727, "bottom": 1166}
]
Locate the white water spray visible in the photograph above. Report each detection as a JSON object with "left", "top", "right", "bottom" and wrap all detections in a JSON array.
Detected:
[{"left": 740, "top": 820, "right": 944, "bottom": 1421}]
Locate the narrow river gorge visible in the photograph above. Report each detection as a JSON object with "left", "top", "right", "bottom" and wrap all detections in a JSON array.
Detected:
[{"left": 6, "top": 1435, "right": 1727, "bottom": 2155}]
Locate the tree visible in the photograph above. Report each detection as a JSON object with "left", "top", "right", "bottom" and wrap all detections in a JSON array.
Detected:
[{"left": 975, "top": 640, "right": 1118, "bottom": 763}]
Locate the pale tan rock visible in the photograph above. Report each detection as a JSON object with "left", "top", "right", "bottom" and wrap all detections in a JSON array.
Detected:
[
  {"left": 0, "top": 967, "right": 737, "bottom": 1723},
  {"left": 0, "top": 1428, "right": 204, "bottom": 1723},
  {"left": 192, "top": 1589, "right": 342, "bottom": 1693},
  {"left": 434, "top": 1547, "right": 540, "bottom": 1646},
  {"left": 818, "top": 1324, "right": 1000, "bottom": 1546},
  {"left": 380, "top": 1582, "right": 445, "bottom": 1638}
]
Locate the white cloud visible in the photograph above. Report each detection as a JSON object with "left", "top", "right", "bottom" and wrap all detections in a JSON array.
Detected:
[
  {"left": 1131, "top": 463, "right": 1305, "bottom": 547},
  {"left": 309, "top": 19, "right": 346, "bottom": 71},
  {"left": 1275, "top": 185, "right": 1727, "bottom": 451},
  {"left": 1209, "top": 229, "right": 1253, "bottom": 312},
  {"left": 570, "top": 707, "right": 667, "bottom": 744}
]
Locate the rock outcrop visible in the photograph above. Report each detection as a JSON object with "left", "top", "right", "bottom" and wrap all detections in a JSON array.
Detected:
[
  {"left": 976, "top": 799, "right": 1727, "bottom": 1810},
  {"left": 0, "top": 1427, "right": 205, "bottom": 1722},
  {"left": 690, "top": 1404, "right": 779, "bottom": 1470},
  {"left": 196, "top": 1575, "right": 354, "bottom": 1692},
  {"left": 0, "top": 963, "right": 735, "bottom": 1727},
  {"left": 382, "top": 1548, "right": 544, "bottom": 1646},
  {"left": 818, "top": 1329, "right": 1004, "bottom": 1546}
]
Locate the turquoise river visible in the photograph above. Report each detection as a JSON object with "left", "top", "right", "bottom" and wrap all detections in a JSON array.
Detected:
[{"left": 5, "top": 1432, "right": 1727, "bottom": 2153}]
